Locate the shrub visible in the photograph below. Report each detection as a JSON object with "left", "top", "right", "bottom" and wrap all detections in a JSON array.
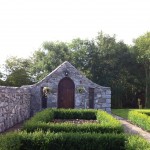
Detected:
[
  {"left": 23, "top": 108, "right": 54, "bottom": 130},
  {"left": 22, "top": 109, "right": 123, "bottom": 133},
  {"left": 125, "top": 135, "right": 150, "bottom": 150},
  {"left": 0, "top": 132, "right": 21, "bottom": 150},
  {"left": 53, "top": 109, "right": 97, "bottom": 120},
  {"left": 97, "top": 110, "right": 124, "bottom": 133},
  {"left": 23, "top": 122, "right": 123, "bottom": 133},
  {"left": 0, "top": 131, "right": 126, "bottom": 150},
  {"left": 128, "top": 110, "right": 150, "bottom": 131}
]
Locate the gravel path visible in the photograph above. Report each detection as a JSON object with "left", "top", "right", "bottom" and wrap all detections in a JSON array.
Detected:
[{"left": 113, "top": 115, "right": 150, "bottom": 142}]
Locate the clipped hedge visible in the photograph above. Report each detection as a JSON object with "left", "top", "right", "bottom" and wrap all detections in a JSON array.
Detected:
[
  {"left": 23, "top": 109, "right": 123, "bottom": 133},
  {"left": 0, "top": 131, "right": 125, "bottom": 150},
  {"left": 29, "top": 108, "right": 54, "bottom": 123},
  {"left": 128, "top": 110, "right": 150, "bottom": 131},
  {"left": 53, "top": 109, "right": 97, "bottom": 120},
  {"left": 23, "top": 122, "right": 123, "bottom": 133},
  {"left": 1, "top": 131, "right": 150, "bottom": 150},
  {"left": 126, "top": 135, "right": 150, "bottom": 150}
]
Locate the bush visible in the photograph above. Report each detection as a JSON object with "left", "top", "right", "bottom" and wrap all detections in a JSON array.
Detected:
[
  {"left": 128, "top": 110, "right": 150, "bottom": 131},
  {"left": 22, "top": 109, "right": 123, "bottom": 133},
  {"left": 0, "top": 131, "right": 126, "bottom": 150},
  {"left": 23, "top": 122, "right": 123, "bottom": 133},
  {"left": 53, "top": 109, "right": 97, "bottom": 119},
  {"left": 23, "top": 108, "right": 54, "bottom": 130},
  {"left": 0, "top": 132, "right": 21, "bottom": 150},
  {"left": 125, "top": 135, "right": 150, "bottom": 150},
  {"left": 97, "top": 110, "right": 123, "bottom": 133}
]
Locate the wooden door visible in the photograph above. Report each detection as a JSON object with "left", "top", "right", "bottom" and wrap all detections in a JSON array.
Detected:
[{"left": 58, "top": 77, "right": 75, "bottom": 108}]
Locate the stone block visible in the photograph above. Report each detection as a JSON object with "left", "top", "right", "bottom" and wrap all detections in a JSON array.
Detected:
[
  {"left": 106, "top": 90, "right": 111, "bottom": 95},
  {"left": 98, "top": 99, "right": 106, "bottom": 103},
  {"left": 106, "top": 99, "right": 111, "bottom": 104},
  {"left": 102, "top": 103, "right": 106, "bottom": 107},
  {"left": 106, "top": 108, "right": 111, "bottom": 112},
  {"left": 0, "top": 102, "right": 8, "bottom": 107},
  {"left": 104, "top": 94, "right": 111, "bottom": 99},
  {"left": 0, "top": 117, "right": 5, "bottom": 123}
]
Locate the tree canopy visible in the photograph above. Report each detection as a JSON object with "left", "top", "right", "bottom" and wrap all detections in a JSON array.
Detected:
[{"left": 0, "top": 31, "right": 150, "bottom": 108}]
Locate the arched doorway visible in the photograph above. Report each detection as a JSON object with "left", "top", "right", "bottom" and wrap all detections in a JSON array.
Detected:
[{"left": 58, "top": 77, "right": 75, "bottom": 108}]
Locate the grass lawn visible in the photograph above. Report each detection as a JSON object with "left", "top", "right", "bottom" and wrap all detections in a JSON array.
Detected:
[
  {"left": 112, "top": 109, "right": 150, "bottom": 119},
  {"left": 112, "top": 109, "right": 137, "bottom": 119}
]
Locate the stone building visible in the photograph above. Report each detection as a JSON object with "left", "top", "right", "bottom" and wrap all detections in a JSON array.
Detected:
[
  {"left": 0, "top": 61, "right": 111, "bottom": 132},
  {"left": 29, "top": 61, "right": 111, "bottom": 115}
]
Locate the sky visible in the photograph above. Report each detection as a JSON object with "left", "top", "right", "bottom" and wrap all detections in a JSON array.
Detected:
[{"left": 0, "top": 0, "right": 150, "bottom": 65}]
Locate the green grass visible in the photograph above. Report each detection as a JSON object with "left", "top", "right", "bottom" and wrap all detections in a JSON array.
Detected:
[
  {"left": 112, "top": 109, "right": 137, "bottom": 119},
  {"left": 112, "top": 109, "right": 150, "bottom": 120}
]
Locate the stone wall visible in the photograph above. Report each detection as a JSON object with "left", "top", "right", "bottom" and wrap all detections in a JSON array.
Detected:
[
  {"left": 0, "top": 86, "right": 31, "bottom": 132},
  {"left": 0, "top": 61, "right": 111, "bottom": 132},
  {"left": 30, "top": 61, "right": 111, "bottom": 115}
]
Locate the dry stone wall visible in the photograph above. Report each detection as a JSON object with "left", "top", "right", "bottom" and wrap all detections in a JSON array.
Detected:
[
  {"left": 0, "top": 86, "right": 31, "bottom": 132},
  {"left": 30, "top": 61, "right": 111, "bottom": 115},
  {"left": 0, "top": 61, "right": 111, "bottom": 132}
]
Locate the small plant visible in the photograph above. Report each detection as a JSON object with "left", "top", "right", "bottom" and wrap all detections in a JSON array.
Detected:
[
  {"left": 43, "top": 87, "right": 51, "bottom": 96},
  {"left": 77, "top": 86, "right": 86, "bottom": 93}
]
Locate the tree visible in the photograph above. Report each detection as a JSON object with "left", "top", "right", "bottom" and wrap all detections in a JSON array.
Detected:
[
  {"left": 4, "top": 56, "right": 33, "bottom": 87},
  {"left": 133, "top": 32, "right": 150, "bottom": 107},
  {"left": 30, "top": 41, "right": 71, "bottom": 81}
]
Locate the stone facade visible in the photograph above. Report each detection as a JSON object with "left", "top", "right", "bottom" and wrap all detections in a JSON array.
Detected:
[
  {"left": 0, "top": 86, "right": 30, "bottom": 132},
  {"left": 29, "top": 61, "right": 111, "bottom": 115},
  {"left": 0, "top": 61, "right": 111, "bottom": 132}
]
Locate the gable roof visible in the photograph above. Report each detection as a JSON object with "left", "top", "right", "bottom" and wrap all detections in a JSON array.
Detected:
[{"left": 34, "top": 61, "right": 110, "bottom": 89}]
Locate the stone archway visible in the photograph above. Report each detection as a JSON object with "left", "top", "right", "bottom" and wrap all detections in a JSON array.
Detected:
[{"left": 58, "top": 77, "right": 75, "bottom": 108}]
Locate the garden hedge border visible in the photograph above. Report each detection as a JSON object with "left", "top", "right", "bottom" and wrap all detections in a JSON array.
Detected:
[
  {"left": 1, "top": 131, "right": 150, "bottom": 150},
  {"left": 22, "top": 108, "right": 123, "bottom": 133},
  {"left": 128, "top": 110, "right": 150, "bottom": 131}
]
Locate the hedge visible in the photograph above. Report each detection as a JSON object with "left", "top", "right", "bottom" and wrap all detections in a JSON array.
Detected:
[
  {"left": 1, "top": 131, "right": 150, "bottom": 150},
  {"left": 23, "top": 109, "right": 123, "bottom": 133},
  {"left": 23, "top": 122, "right": 123, "bottom": 133},
  {"left": 128, "top": 110, "right": 150, "bottom": 131},
  {"left": 53, "top": 109, "right": 97, "bottom": 120},
  {"left": 0, "top": 131, "right": 125, "bottom": 150}
]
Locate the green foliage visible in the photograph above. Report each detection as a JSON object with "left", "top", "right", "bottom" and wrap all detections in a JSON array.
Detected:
[
  {"left": 1, "top": 109, "right": 150, "bottom": 149},
  {"left": 125, "top": 135, "right": 150, "bottom": 150},
  {"left": 112, "top": 109, "right": 133, "bottom": 119},
  {"left": 133, "top": 32, "right": 150, "bottom": 108},
  {"left": 23, "top": 122, "right": 123, "bottom": 134},
  {"left": 2, "top": 31, "right": 150, "bottom": 108},
  {"left": 128, "top": 110, "right": 150, "bottom": 131},
  {"left": 0, "top": 131, "right": 126, "bottom": 150},
  {"left": 0, "top": 132, "right": 21, "bottom": 150},
  {"left": 23, "top": 108, "right": 54, "bottom": 130},
  {"left": 53, "top": 109, "right": 97, "bottom": 120},
  {"left": 97, "top": 110, "right": 123, "bottom": 133},
  {"left": 3, "top": 56, "right": 34, "bottom": 87},
  {"left": 23, "top": 109, "right": 123, "bottom": 134},
  {"left": 113, "top": 109, "right": 150, "bottom": 131},
  {"left": 30, "top": 41, "right": 71, "bottom": 81}
]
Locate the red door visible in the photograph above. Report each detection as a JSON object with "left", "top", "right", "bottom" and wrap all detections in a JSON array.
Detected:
[{"left": 58, "top": 77, "right": 75, "bottom": 108}]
